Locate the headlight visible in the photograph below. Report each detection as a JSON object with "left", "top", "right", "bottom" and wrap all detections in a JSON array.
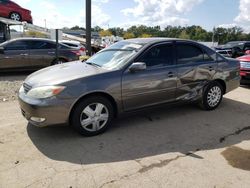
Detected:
[
  {"left": 27, "top": 86, "right": 66, "bottom": 99},
  {"left": 240, "top": 61, "right": 250, "bottom": 69},
  {"left": 19, "top": 85, "right": 24, "bottom": 93}
]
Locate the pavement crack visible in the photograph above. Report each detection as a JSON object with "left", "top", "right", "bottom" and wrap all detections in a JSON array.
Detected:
[
  {"left": 219, "top": 126, "right": 250, "bottom": 143},
  {"left": 138, "top": 156, "right": 181, "bottom": 173}
]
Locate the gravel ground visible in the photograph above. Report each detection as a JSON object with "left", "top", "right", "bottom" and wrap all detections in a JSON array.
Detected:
[
  {"left": 0, "top": 73, "right": 29, "bottom": 102},
  {"left": 0, "top": 87, "right": 250, "bottom": 188}
]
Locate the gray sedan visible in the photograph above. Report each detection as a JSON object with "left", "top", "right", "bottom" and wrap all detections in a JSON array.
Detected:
[{"left": 18, "top": 38, "right": 240, "bottom": 136}]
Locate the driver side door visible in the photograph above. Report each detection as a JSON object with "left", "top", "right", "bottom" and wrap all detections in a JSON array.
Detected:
[{"left": 121, "top": 42, "right": 177, "bottom": 111}]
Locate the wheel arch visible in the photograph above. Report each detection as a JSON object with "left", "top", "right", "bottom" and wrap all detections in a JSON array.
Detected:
[
  {"left": 9, "top": 12, "right": 22, "bottom": 20},
  {"left": 51, "top": 57, "right": 69, "bottom": 65},
  {"left": 69, "top": 91, "right": 118, "bottom": 123},
  {"left": 214, "top": 79, "right": 226, "bottom": 94}
]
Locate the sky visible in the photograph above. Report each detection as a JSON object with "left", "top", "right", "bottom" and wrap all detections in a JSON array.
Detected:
[{"left": 12, "top": 0, "right": 250, "bottom": 32}]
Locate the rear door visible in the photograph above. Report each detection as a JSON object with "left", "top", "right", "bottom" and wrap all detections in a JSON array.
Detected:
[
  {"left": 122, "top": 42, "right": 177, "bottom": 111},
  {"left": 0, "top": 40, "right": 30, "bottom": 69},
  {"left": 28, "top": 40, "right": 56, "bottom": 67},
  {"left": 175, "top": 42, "right": 217, "bottom": 100}
]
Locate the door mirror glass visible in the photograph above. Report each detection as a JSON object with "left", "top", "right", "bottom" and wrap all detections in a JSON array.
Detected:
[
  {"left": 129, "top": 62, "right": 146, "bottom": 73},
  {"left": 0, "top": 46, "right": 4, "bottom": 54}
]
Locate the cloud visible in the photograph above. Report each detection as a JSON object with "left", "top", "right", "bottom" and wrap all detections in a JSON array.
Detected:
[
  {"left": 13, "top": 0, "right": 31, "bottom": 7},
  {"left": 218, "top": 23, "right": 237, "bottom": 28},
  {"left": 234, "top": 0, "right": 250, "bottom": 23},
  {"left": 217, "top": 0, "right": 250, "bottom": 32},
  {"left": 13, "top": 0, "right": 110, "bottom": 29},
  {"left": 122, "top": 0, "right": 203, "bottom": 28}
]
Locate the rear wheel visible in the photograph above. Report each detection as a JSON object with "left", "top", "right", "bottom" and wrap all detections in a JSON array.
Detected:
[
  {"left": 51, "top": 58, "right": 67, "bottom": 65},
  {"left": 200, "top": 82, "right": 223, "bottom": 111},
  {"left": 71, "top": 96, "right": 114, "bottom": 136},
  {"left": 9, "top": 12, "right": 21, "bottom": 21}
]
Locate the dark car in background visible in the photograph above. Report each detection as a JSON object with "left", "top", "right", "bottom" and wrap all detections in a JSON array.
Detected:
[
  {"left": 237, "top": 55, "right": 250, "bottom": 84},
  {"left": 18, "top": 38, "right": 240, "bottom": 136},
  {"left": 0, "top": 0, "right": 32, "bottom": 23},
  {"left": 0, "top": 38, "right": 81, "bottom": 71},
  {"left": 216, "top": 41, "right": 250, "bottom": 58}
]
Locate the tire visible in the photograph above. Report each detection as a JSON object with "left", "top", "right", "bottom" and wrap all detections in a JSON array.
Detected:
[
  {"left": 199, "top": 81, "right": 223, "bottom": 111},
  {"left": 9, "top": 12, "right": 21, "bottom": 21},
  {"left": 70, "top": 96, "right": 114, "bottom": 136},
  {"left": 51, "top": 58, "right": 67, "bottom": 65}
]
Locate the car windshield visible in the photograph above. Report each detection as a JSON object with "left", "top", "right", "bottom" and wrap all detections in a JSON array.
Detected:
[{"left": 86, "top": 41, "right": 144, "bottom": 70}]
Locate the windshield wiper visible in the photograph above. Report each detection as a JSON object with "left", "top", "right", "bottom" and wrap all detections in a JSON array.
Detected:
[{"left": 85, "top": 62, "right": 102, "bottom": 68}]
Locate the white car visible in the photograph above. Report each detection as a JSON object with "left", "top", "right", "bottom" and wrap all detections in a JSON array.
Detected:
[{"left": 61, "top": 40, "right": 86, "bottom": 56}]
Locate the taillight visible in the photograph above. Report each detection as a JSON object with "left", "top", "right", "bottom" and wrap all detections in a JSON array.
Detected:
[
  {"left": 71, "top": 50, "right": 81, "bottom": 56},
  {"left": 80, "top": 47, "right": 86, "bottom": 52}
]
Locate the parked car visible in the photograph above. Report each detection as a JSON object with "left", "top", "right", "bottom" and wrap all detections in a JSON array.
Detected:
[
  {"left": 216, "top": 41, "right": 250, "bottom": 58},
  {"left": 0, "top": 0, "right": 32, "bottom": 23},
  {"left": 61, "top": 40, "right": 86, "bottom": 56},
  {"left": 18, "top": 38, "right": 240, "bottom": 136},
  {"left": 0, "top": 38, "right": 81, "bottom": 71},
  {"left": 237, "top": 55, "right": 250, "bottom": 84}
]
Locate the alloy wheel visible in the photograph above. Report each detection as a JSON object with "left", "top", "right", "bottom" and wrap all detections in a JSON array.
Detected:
[
  {"left": 207, "top": 86, "right": 222, "bottom": 107},
  {"left": 10, "top": 13, "right": 21, "bottom": 21},
  {"left": 80, "top": 103, "right": 109, "bottom": 132}
]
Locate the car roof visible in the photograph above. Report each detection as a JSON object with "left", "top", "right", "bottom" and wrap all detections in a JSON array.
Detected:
[
  {"left": 8, "top": 37, "right": 56, "bottom": 42},
  {"left": 125, "top": 37, "right": 193, "bottom": 44}
]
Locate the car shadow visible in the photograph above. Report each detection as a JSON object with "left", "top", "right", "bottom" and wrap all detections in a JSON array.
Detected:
[{"left": 27, "top": 98, "right": 250, "bottom": 165}]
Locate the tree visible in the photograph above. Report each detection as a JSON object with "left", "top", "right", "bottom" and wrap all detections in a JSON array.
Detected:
[
  {"left": 99, "top": 30, "right": 112, "bottom": 37},
  {"left": 71, "top": 25, "right": 84, "bottom": 30},
  {"left": 140, "top": 33, "right": 152, "bottom": 38},
  {"left": 179, "top": 30, "right": 190, "bottom": 39},
  {"left": 123, "top": 32, "right": 135, "bottom": 39},
  {"left": 108, "top": 27, "right": 124, "bottom": 37},
  {"left": 92, "top": 26, "right": 103, "bottom": 32}
]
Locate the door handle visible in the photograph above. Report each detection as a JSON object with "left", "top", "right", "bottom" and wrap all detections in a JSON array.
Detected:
[
  {"left": 208, "top": 66, "right": 214, "bottom": 71},
  {"left": 48, "top": 52, "right": 55, "bottom": 54},
  {"left": 20, "top": 53, "right": 28, "bottom": 56},
  {"left": 168, "top": 72, "right": 174, "bottom": 78}
]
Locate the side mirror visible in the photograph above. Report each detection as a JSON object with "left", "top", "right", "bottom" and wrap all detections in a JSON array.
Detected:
[
  {"left": 0, "top": 47, "right": 4, "bottom": 54},
  {"left": 129, "top": 62, "right": 146, "bottom": 73}
]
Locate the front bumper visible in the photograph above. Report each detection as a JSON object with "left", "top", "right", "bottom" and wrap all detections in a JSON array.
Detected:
[{"left": 18, "top": 92, "right": 73, "bottom": 127}]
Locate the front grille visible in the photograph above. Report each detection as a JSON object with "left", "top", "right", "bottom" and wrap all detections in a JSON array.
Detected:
[{"left": 23, "top": 83, "right": 32, "bottom": 94}]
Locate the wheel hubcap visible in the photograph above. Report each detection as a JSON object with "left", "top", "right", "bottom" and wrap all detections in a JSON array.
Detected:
[
  {"left": 207, "top": 86, "right": 222, "bottom": 107},
  {"left": 11, "top": 13, "right": 20, "bottom": 21},
  {"left": 80, "top": 103, "right": 109, "bottom": 132}
]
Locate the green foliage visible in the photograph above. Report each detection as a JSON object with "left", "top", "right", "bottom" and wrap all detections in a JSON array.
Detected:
[
  {"left": 69, "top": 25, "right": 250, "bottom": 44},
  {"left": 99, "top": 30, "right": 112, "bottom": 37},
  {"left": 123, "top": 32, "right": 135, "bottom": 39},
  {"left": 108, "top": 27, "right": 124, "bottom": 37},
  {"left": 25, "top": 31, "right": 47, "bottom": 38}
]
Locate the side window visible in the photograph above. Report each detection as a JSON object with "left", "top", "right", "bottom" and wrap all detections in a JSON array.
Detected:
[
  {"left": 5, "top": 41, "right": 28, "bottom": 50},
  {"left": 138, "top": 44, "right": 173, "bottom": 68},
  {"left": 177, "top": 44, "right": 204, "bottom": 64},
  {"left": 29, "top": 41, "right": 56, "bottom": 50}
]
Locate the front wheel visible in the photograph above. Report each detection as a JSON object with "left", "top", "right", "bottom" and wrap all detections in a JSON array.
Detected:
[
  {"left": 71, "top": 96, "right": 114, "bottom": 136},
  {"left": 200, "top": 82, "right": 223, "bottom": 111}
]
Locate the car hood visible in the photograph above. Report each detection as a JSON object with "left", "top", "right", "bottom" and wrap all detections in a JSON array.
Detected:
[
  {"left": 237, "top": 55, "right": 250, "bottom": 62},
  {"left": 25, "top": 61, "right": 109, "bottom": 87}
]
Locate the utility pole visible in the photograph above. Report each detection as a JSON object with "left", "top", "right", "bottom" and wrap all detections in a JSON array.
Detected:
[{"left": 86, "top": 0, "right": 92, "bottom": 56}]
